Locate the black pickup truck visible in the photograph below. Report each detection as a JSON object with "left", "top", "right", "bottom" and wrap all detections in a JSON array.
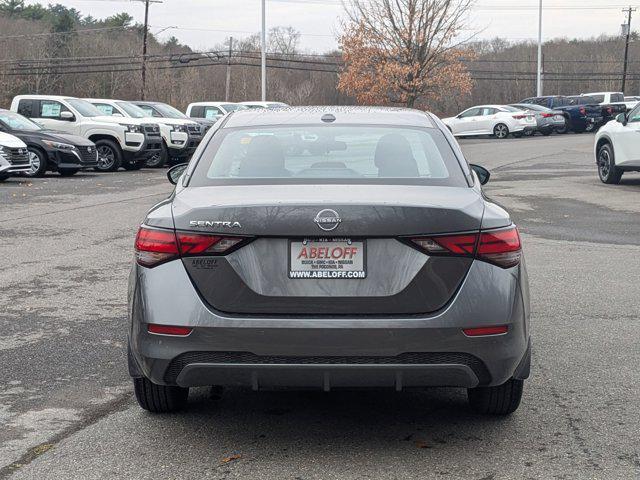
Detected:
[{"left": 519, "top": 96, "right": 604, "bottom": 133}]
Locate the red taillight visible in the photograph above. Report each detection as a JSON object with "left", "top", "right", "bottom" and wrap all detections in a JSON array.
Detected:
[
  {"left": 477, "top": 227, "right": 521, "bottom": 268},
  {"left": 463, "top": 326, "right": 508, "bottom": 337},
  {"left": 541, "top": 112, "right": 553, "bottom": 118},
  {"left": 135, "top": 226, "right": 246, "bottom": 267},
  {"left": 135, "top": 227, "right": 179, "bottom": 267},
  {"left": 176, "top": 232, "right": 243, "bottom": 255},
  {"left": 579, "top": 106, "right": 586, "bottom": 115},
  {"left": 410, "top": 226, "right": 521, "bottom": 268},
  {"left": 411, "top": 234, "right": 477, "bottom": 256},
  {"left": 512, "top": 114, "right": 526, "bottom": 119},
  {"left": 147, "top": 324, "right": 193, "bottom": 336}
]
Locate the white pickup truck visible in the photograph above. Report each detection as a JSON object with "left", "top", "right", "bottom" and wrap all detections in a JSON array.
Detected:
[
  {"left": 10, "top": 95, "right": 161, "bottom": 171},
  {"left": 85, "top": 98, "right": 192, "bottom": 168},
  {"left": 0, "top": 132, "right": 30, "bottom": 181},
  {"left": 582, "top": 92, "right": 636, "bottom": 112}
]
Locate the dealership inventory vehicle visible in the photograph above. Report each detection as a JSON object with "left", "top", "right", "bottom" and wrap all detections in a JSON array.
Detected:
[
  {"left": 0, "top": 109, "right": 97, "bottom": 177},
  {"left": 185, "top": 101, "right": 249, "bottom": 122},
  {"left": 509, "top": 104, "right": 566, "bottom": 136},
  {"left": 0, "top": 131, "right": 30, "bottom": 181},
  {"left": 240, "top": 101, "right": 289, "bottom": 109},
  {"left": 132, "top": 101, "right": 207, "bottom": 164},
  {"left": 441, "top": 105, "right": 536, "bottom": 138},
  {"left": 582, "top": 91, "right": 630, "bottom": 114},
  {"left": 129, "top": 107, "right": 531, "bottom": 416},
  {"left": 594, "top": 103, "right": 640, "bottom": 184},
  {"left": 85, "top": 99, "right": 184, "bottom": 168},
  {"left": 519, "top": 95, "right": 603, "bottom": 133},
  {"left": 10, "top": 95, "right": 161, "bottom": 172}
]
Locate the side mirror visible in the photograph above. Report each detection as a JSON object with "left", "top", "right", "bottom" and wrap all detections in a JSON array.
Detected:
[
  {"left": 616, "top": 113, "right": 627, "bottom": 125},
  {"left": 470, "top": 164, "right": 490, "bottom": 185},
  {"left": 167, "top": 163, "right": 188, "bottom": 185},
  {"left": 60, "top": 111, "right": 74, "bottom": 121}
]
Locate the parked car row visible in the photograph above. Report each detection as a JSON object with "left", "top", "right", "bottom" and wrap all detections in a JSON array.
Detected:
[
  {"left": 443, "top": 91, "right": 637, "bottom": 139},
  {"left": 0, "top": 96, "right": 288, "bottom": 181}
]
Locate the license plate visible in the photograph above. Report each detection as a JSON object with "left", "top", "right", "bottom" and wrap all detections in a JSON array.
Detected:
[{"left": 289, "top": 238, "right": 366, "bottom": 279}]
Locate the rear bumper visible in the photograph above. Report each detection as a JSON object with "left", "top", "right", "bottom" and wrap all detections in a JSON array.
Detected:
[{"left": 129, "top": 258, "right": 531, "bottom": 389}]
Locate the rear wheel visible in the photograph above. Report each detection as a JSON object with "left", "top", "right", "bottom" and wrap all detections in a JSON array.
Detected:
[
  {"left": 467, "top": 378, "right": 523, "bottom": 415},
  {"left": 134, "top": 377, "right": 189, "bottom": 413},
  {"left": 597, "top": 143, "right": 623, "bottom": 184},
  {"left": 493, "top": 123, "right": 509, "bottom": 139},
  {"left": 58, "top": 168, "right": 79, "bottom": 177},
  {"left": 523, "top": 129, "right": 534, "bottom": 137},
  {"left": 26, "top": 148, "right": 47, "bottom": 177},
  {"left": 94, "top": 140, "right": 122, "bottom": 172}
]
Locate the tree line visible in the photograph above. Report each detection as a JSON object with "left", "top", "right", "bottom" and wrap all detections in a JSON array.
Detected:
[{"left": 0, "top": 0, "right": 638, "bottom": 117}]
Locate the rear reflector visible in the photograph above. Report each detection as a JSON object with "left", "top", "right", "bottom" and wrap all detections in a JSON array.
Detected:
[
  {"left": 134, "top": 226, "right": 247, "bottom": 267},
  {"left": 463, "top": 326, "right": 508, "bottom": 337},
  {"left": 410, "top": 226, "right": 522, "bottom": 268},
  {"left": 148, "top": 324, "right": 193, "bottom": 336}
]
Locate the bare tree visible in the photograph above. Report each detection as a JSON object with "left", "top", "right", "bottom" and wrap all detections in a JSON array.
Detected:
[{"left": 339, "top": 0, "right": 476, "bottom": 107}]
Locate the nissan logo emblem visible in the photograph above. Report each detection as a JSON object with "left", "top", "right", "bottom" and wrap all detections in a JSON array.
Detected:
[{"left": 314, "top": 209, "right": 341, "bottom": 231}]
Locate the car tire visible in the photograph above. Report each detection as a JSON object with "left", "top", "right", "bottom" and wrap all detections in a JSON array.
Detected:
[
  {"left": 542, "top": 129, "right": 553, "bottom": 136},
  {"left": 25, "top": 147, "right": 48, "bottom": 177},
  {"left": 493, "top": 123, "right": 509, "bottom": 139},
  {"left": 467, "top": 378, "right": 523, "bottom": 415},
  {"left": 512, "top": 132, "right": 523, "bottom": 138},
  {"left": 597, "top": 143, "right": 623, "bottom": 184},
  {"left": 133, "top": 376, "right": 189, "bottom": 413},
  {"left": 58, "top": 168, "right": 79, "bottom": 177},
  {"left": 94, "top": 139, "right": 122, "bottom": 172},
  {"left": 523, "top": 129, "right": 534, "bottom": 137},
  {"left": 146, "top": 143, "right": 168, "bottom": 168}
]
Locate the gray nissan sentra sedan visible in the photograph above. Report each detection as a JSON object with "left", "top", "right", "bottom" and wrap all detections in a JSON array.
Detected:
[{"left": 128, "top": 106, "right": 531, "bottom": 415}]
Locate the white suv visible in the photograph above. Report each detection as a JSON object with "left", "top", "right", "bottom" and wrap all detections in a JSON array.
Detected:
[
  {"left": 594, "top": 103, "right": 640, "bottom": 184},
  {"left": 10, "top": 95, "right": 161, "bottom": 171},
  {"left": 0, "top": 132, "right": 30, "bottom": 181},
  {"left": 85, "top": 98, "right": 183, "bottom": 168}
]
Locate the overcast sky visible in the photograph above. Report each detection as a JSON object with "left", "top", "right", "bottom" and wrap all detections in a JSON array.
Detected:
[{"left": 23, "top": 0, "right": 640, "bottom": 52}]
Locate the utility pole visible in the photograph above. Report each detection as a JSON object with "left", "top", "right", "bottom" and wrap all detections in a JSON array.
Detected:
[
  {"left": 536, "top": 0, "right": 543, "bottom": 96},
  {"left": 261, "top": 0, "right": 266, "bottom": 101},
  {"left": 225, "top": 37, "right": 233, "bottom": 102},
  {"left": 138, "top": 0, "right": 163, "bottom": 100},
  {"left": 622, "top": 7, "right": 636, "bottom": 93}
]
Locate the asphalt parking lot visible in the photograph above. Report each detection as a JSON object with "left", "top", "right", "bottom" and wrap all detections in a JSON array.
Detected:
[{"left": 0, "top": 133, "right": 639, "bottom": 479}]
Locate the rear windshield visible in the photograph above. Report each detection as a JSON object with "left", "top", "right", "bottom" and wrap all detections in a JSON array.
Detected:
[{"left": 189, "top": 125, "right": 467, "bottom": 187}]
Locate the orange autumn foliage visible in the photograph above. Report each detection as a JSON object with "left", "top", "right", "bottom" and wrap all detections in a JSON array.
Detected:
[{"left": 338, "top": 0, "right": 475, "bottom": 108}]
